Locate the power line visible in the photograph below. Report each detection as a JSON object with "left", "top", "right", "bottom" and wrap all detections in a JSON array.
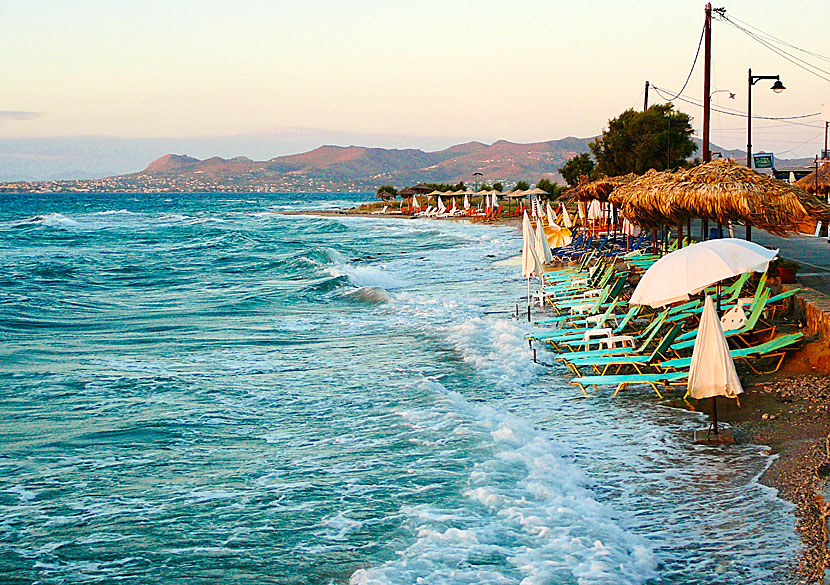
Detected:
[
  {"left": 650, "top": 84, "right": 820, "bottom": 122},
  {"left": 717, "top": 13, "right": 830, "bottom": 83},
  {"left": 721, "top": 12, "right": 830, "bottom": 65},
  {"left": 658, "top": 19, "right": 707, "bottom": 101}
]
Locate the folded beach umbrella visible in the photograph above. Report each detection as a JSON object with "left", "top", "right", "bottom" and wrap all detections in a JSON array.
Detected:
[
  {"left": 437, "top": 196, "right": 446, "bottom": 213},
  {"left": 545, "top": 203, "right": 558, "bottom": 227},
  {"left": 688, "top": 295, "right": 744, "bottom": 400},
  {"left": 493, "top": 192, "right": 499, "bottom": 208},
  {"left": 451, "top": 198, "right": 457, "bottom": 214},
  {"left": 621, "top": 217, "right": 638, "bottom": 235},
  {"left": 412, "top": 195, "right": 420, "bottom": 209},
  {"left": 560, "top": 203, "right": 573, "bottom": 228},
  {"left": 630, "top": 238, "right": 778, "bottom": 308},
  {"left": 587, "top": 199, "right": 603, "bottom": 222},
  {"left": 464, "top": 194, "right": 470, "bottom": 210},
  {"left": 521, "top": 211, "right": 544, "bottom": 279},
  {"left": 535, "top": 219, "right": 553, "bottom": 264}
]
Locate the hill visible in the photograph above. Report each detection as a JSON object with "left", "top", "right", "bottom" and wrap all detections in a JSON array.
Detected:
[{"left": 116, "top": 137, "right": 594, "bottom": 192}]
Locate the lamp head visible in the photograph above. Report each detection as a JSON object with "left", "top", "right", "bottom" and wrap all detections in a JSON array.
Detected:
[{"left": 771, "top": 79, "right": 785, "bottom": 93}]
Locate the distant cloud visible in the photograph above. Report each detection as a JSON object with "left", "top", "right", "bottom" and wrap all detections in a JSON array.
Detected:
[{"left": 0, "top": 111, "right": 42, "bottom": 123}]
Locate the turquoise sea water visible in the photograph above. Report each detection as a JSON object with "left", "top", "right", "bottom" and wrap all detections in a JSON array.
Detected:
[{"left": 0, "top": 192, "right": 799, "bottom": 584}]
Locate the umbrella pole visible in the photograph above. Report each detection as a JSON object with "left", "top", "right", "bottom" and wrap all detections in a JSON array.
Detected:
[{"left": 711, "top": 396, "right": 720, "bottom": 436}]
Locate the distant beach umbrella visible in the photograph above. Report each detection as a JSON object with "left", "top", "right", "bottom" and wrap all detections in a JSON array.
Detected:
[
  {"left": 587, "top": 199, "right": 603, "bottom": 221},
  {"left": 412, "top": 195, "right": 420, "bottom": 208},
  {"left": 493, "top": 192, "right": 499, "bottom": 208},
  {"left": 629, "top": 238, "right": 778, "bottom": 308},
  {"left": 535, "top": 218, "right": 553, "bottom": 264},
  {"left": 464, "top": 194, "right": 470, "bottom": 210},
  {"left": 621, "top": 217, "right": 638, "bottom": 236},
  {"left": 560, "top": 203, "right": 573, "bottom": 228},
  {"left": 545, "top": 203, "right": 558, "bottom": 227},
  {"left": 437, "top": 196, "right": 446, "bottom": 213}
]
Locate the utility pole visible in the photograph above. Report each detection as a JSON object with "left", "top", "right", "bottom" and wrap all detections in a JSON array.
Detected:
[
  {"left": 701, "top": 3, "right": 713, "bottom": 241},
  {"left": 702, "top": 3, "right": 712, "bottom": 163},
  {"left": 825, "top": 121, "right": 829, "bottom": 159},
  {"left": 644, "top": 81, "right": 649, "bottom": 110}
]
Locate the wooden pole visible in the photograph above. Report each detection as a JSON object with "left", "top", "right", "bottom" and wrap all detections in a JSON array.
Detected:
[{"left": 702, "top": 3, "right": 712, "bottom": 163}]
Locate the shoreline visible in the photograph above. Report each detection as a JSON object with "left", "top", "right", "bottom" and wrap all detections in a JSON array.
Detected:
[{"left": 294, "top": 203, "right": 829, "bottom": 582}]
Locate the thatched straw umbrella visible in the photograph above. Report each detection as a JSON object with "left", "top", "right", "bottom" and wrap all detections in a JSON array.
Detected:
[
  {"left": 795, "top": 161, "right": 830, "bottom": 196},
  {"left": 611, "top": 159, "right": 830, "bottom": 238}
]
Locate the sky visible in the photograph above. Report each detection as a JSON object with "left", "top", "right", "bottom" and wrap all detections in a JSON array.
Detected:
[{"left": 2, "top": 0, "right": 829, "bottom": 178}]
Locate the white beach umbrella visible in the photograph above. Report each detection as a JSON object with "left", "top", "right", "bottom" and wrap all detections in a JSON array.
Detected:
[
  {"left": 688, "top": 295, "right": 744, "bottom": 400},
  {"left": 463, "top": 194, "right": 470, "bottom": 210},
  {"left": 411, "top": 195, "right": 420, "bottom": 209},
  {"left": 451, "top": 197, "right": 458, "bottom": 214},
  {"left": 560, "top": 203, "right": 573, "bottom": 228},
  {"left": 493, "top": 192, "right": 499, "bottom": 208},
  {"left": 535, "top": 219, "right": 553, "bottom": 264},
  {"left": 587, "top": 199, "right": 603, "bottom": 221},
  {"left": 630, "top": 238, "right": 778, "bottom": 308},
  {"left": 577, "top": 201, "right": 586, "bottom": 220},
  {"left": 545, "top": 203, "right": 558, "bottom": 227},
  {"left": 521, "top": 211, "right": 544, "bottom": 279},
  {"left": 437, "top": 196, "right": 446, "bottom": 213},
  {"left": 621, "top": 217, "right": 638, "bottom": 236}
]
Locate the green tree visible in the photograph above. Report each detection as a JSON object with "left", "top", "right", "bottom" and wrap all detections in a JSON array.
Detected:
[
  {"left": 515, "top": 180, "right": 530, "bottom": 191},
  {"left": 589, "top": 103, "right": 696, "bottom": 176},
  {"left": 537, "top": 178, "right": 567, "bottom": 198},
  {"left": 376, "top": 185, "right": 398, "bottom": 200},
  {"left": 454, "top": 181, "right": 466, "bottom": 191},
  {"left": 493, "top": 182, "right": 503, "bottom": 192},
  {"left": 559, "top": 153, "right": 596, "bottom": 187},
  {"left": 479, "top": 183, "right": 493, "bottom": 191}
]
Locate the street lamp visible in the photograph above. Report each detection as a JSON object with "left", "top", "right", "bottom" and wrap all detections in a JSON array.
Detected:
[{"left": 746, "top": 68, "right": 785, "bottom": 241}]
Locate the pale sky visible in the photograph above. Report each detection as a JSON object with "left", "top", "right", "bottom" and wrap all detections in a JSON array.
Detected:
[{"left": 2, "top": 0, "right": 829, "bottom": 161}]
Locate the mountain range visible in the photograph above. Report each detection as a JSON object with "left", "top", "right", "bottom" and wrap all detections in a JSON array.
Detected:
[
  {"left": 1, "top": 136, "right": 814, "bottom": 193},
  {"left": 124, "top": 137, "right": 595, "bottom": 191}
]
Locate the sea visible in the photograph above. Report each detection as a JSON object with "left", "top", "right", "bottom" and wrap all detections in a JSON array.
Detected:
[{"left": 0, "top": 191, "right": 800, "bottom": 584}]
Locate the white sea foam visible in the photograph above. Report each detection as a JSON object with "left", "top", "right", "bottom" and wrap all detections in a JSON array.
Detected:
[
  {"left": 17, "top": 213, "right": 79, "bottom": 227},
  {"left": 327, "top": 263, "right": 407, "bottom": 290},
  {"left": 351, "top": 383, "right": 657, "bottom": 585}
]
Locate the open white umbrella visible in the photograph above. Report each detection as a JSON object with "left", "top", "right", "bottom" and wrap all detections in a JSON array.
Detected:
[
  {"left": 535, "top": 219, "right": 553, "bottom": 264},
  {"left": 687, "top": 295, "right": 743, "bottom": 440},
  {"left": 630, "top": 238, "right": 778, "bottom": 309},
  {"left": 560, "top": 203, "right": 573, "bottom": 228}
]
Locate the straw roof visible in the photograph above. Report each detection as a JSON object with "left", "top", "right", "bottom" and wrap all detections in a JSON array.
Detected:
[
  {"left": 795, "top": 161, "right": 830, "bottom": 195},
  {"left": 572, "top": 173, "right": 637, "bottom": 201},
  {"left": 610, "top": 159, "right": 830, "bottom": 235}
]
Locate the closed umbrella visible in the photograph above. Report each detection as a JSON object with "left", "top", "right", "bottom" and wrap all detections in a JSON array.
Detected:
[
  {"left": 561, "top": 203, "right": 573, "bottom": 228},
  {"left": 546, "top": 203, "right": 558, "bottom": 227},
  {"left": 535, "top": 219, "right": 553, "bottom": 264},
  {"left": 687, "top": 295, "right": 743, "bottom": 441},
  {"left": 629, "top": 238, "right": 778, "bottom": 309},
  {"left": 464, "top": 194, "right": 470, "bottom": 210},
  {"left": 411, "top": 195, "right": 420, "bottom": 209},
  {"left": 493, "top": 192, "right": 499, "bottom": 208},
  {"left": 437, "top": 196, "right": 446, "bottom": 213}
]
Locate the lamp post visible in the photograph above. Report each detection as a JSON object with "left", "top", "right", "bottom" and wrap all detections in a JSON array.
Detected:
[{"left": 746, "top": 68, "right": 785, "bottom": 241}]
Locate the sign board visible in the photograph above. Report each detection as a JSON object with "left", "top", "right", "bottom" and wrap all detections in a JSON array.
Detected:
[{"left": 753, "top": 152, "right": 774, "bottom": 169}]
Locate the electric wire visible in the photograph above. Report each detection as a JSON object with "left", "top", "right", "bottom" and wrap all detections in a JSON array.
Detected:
[
  {"left": 659, "top": 19, "right": 706, "bottom": 100},
  {"left": 717, "top": 13, "right": 830, "bottom": 83}
]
